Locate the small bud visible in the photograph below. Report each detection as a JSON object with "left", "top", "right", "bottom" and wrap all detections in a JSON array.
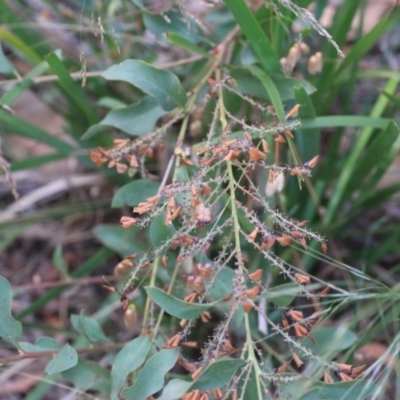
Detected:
[
  {"left": 166, "top": 333, "right": 181, "bottom": 348},
  {"left": 336, "top": 363, "right": 352, "bottom": 374},
  {"left": 274, "top": 134, "right": 286, "bottom": 143},
  {"left": 249, "top": 147, "right": 266, "bottom": 162},
  {"left": 321, "top": 242, "right": 328, "bottom": 254},
  {"left": 245, "top": 285, "right": 260, "bottom": 299},
  {"left": 305, "top": 155, "right": 319, "bottom": 169},
  {"left": 114, "top": 262, "right": 133, "bottom": 276},
  {"left": 261, "top": 139, "right": 270, "bottom": 153},
  {"left": 184, "top": 292, "right": 198, "bottom": 303},
  {"left": 308, "top": 52, "right": 323, "bottom": 75},
  {"left": 324, "top": 372, "right": 334, "bottom": 383},
  {"left": 182, "top": 341, "right": 198, "bottom": 348},
  {"left": 277, "top": 235, "right": 292, "bottom": 246},
  {"left": 195, "top": 263, "right": 213, "bottom": 279},
  {"left": 161, "top": 255, "right": 168, "bottom": 268},
  {"left": 298, "top": 42, "right": 310, "bottom": 54},
  {"left": 116, "top": 163, "right": 128, "bottom": 174},
  {"left": 146, "top": 194, "right": 161, "bottom": 204},
  {"left": 282, "top": 317, "right": 289, "bottom": 329},
  {"left": 294, "top": 273, "right": 310, "bottom": 284},
  {"left": 181, "top": 156, "right": 194, "bottom": 166},
  {"left": 120, "top": 216, "right": 137, "bottom": 228},
  {"left": 170, "top": 205, "right": 182, "bottom": 220},
  {"left": 195, "top": 204, "right": 212, "bottom": 225},
  {"left": 286, "top": 309, "right": 303, "bottom": 322},
  {"left": 247, "top": 227, "right": 259, "bottom": 242},
  {"left": 129, "top": 154, "right": 139, "bottom": 168},
  {"left": 338, "top": 372, "right": 353, "bottom": 382},
  {"left": 180, "top": 319, "right": 187, "bottom": 327},
  {"left": 242, "top": 301, "right": 253, "bottom": 313},
  {"left": 199, "top": 185, "right": 211, "bottom": 196},
  {"left": 167, "top": 196, "right": 176, "bottom": 212},
  {"left": 88, "top": 150, "right": 107, "bottom": 166},
  {"left": 191, "top": 367, "right": 203, "bottom": 380},
  {"left": 124, "top": 304, "right": 137, "bottom": 329},
  {"left": 248, "top": 269, "right": 263, "bottom": 282},
  {"left": 200, "top": 311, "right": 211, "bottom": 323},
  {"left": 319, "top": 286, "right": 330, "bottom": 297},
  {"left": 277, "top": 361, "right": 290, "bottom": 374},
  {"left": 351, "top": 365, "right": 366, "bottom": 379},
  {"left": 285, "top": 130, "right": 295, "bottom": 139},
  {"left": 292, "top": 351, "right": 304, "bottom": 368}
]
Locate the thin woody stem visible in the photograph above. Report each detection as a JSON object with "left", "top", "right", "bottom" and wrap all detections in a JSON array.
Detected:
[{"left": 0, "top": 342, "right": 126, "bottom": 365}]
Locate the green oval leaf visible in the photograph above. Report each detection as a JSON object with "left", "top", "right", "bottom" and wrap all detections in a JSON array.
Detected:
[
  {"left": 70, "top": 311, "right": 108, "bottom": 344},
  {"left": 19, "top": 337, "right": 61, "bottom": 352},
  {"left": 263, "top": 283, "right": 299, "bottom": 307},
  {"left": 93, "top": 224, "right": 148, "bottom": 257},
  {"left": 112, "top": 179, "right": 159, "bottom": 208},
  {"left": 158, "top": 379, "right": 192, "bottom": 400},
  {"left": 103, "top": 60, "right": 187, "bottom": 111},
  {"left": 97, "top": 96, "right": 167, "bottom": 137},
  {"left": 145, "top": 287, "right": 222, "bottom": 319},
  {"left": 44, "top": 343, "right": 78, "bottom": 375},
  {"left": 0, "top": 276, "right": 22, "bottom": 347},
  {"left": 190, "top": 358, "right": 244, "bottom": 391},
  {"left": 110, "top": 335, "right": 152, "bottom": 400},
  {"left": 149, "top": 214, "right": 175, "bottom": 248},
  {"left": 122, "top": 348, "right": 180, "bottom": 400}
]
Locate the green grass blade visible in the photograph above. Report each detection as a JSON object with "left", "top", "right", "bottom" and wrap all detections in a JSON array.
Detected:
[
  {"left": 45, "top": 52, "right": 97, "bottom": 127},
  {"left": 300, "top": 116, "right": 398, "bottom": 130},
  {"left": 166, "top": 33, "right": 210, "bottom": 57},
  {"left": 225, "top": 0, "right": 281, "bottom": 74},
  {"left": 324, "top": 77, "right": 399, "bottom": 224},
  {"left": 0, "top": 110, "right": 75, "bottom": 153}
]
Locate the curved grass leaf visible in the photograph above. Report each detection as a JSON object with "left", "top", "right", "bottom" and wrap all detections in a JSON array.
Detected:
[
  {"left": 0, "top": 276, "right": 22, "bottom": 346},
  {"left": 225, "top": 0, "right": 281, "bottom": 74},
  {"left": 44, "top": 343, "right": 78, "bottom": 375},
  {"left": 122, "top": 348, "right": 180, "bottom": 400},
  {"left": 110, "top": 335, "right": 152, "bottom": 400},
  {"left": 166, "top": 33, "right": 210, "bottom": 57},
  {"left": 145, "top": 287, "right": 222, "bottom": 319},
  {"left": 300, "top": 381, "right": 377, "bottom": 400},
  {"left": 103, "top": 60, "right": 187, "bottom": 111}
]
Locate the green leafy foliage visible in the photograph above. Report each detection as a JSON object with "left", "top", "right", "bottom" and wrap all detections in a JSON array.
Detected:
[
  {"left": 145, "top": 287, "right": 222, "bottom": 319},
  {"left": 112, "top": 179, "right": 159, "bottom": 208},
  {"left": 103, "top": 60, "right": 187, "bottom": 111},
  {"left": 0, "top": 276, "right": 22, "bottom": 346},
  {"left": 122, "top": 348, "right": 180, "bottom": 400},
  {"left": 110, "top": 335, "right": 152, "bottom": 400},
  {"left": 44, "top": 344, "right": 78, "bottom": 375},
  {"left": 70, "top": 311, "right": 109, "bottom": 344},
  {"left": 262, "top": 283, "right": 299, "bottom": 307}
]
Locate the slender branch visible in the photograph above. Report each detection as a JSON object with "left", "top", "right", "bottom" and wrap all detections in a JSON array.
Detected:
[
  {"left": 0, "top": 56, "right": 204, "bottom": 86},
  {"left": 13, "top": 275, "right": 118, "bottom": 292},
  {"left": 0, "top": 342, "right": 126, "bottom": 365}
]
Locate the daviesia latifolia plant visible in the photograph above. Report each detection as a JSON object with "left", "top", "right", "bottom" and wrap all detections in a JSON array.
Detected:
[{"left": 87, "top": 3, "right": 371, "bottom": 400}]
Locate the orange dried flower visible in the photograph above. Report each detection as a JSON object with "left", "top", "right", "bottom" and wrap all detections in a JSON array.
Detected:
[
  {"left": 292, "top": 351, "right": 304, "bottom": 368},
  {"left": 248, "top": 269, "right": 263, "bottom": 282},
  {"left": 277, "top": 235, "right": 292, "bottom": 246},
  {"left": 277, "top": 361, "right": 290, "bottom": 373},
  {"left": 245, "top": 285, "right": 260, "bottom": 299},
  {"left": 294, "top": 273, "right": 310, "bottom": 284},
  {"left": 249, "top": 147, "right": 266, "bottom": 162},
  {"left": 324, "top": 372, "right": 334, "bottom": 383},
  {"left": 305, "top": 155, "right": 319, "bottom": 169},
  {"left": 120, "top": 216, "right": 137, "bottom": 228},
  {"left": 247, "top": 227, "right": 259, "bottom": 242}
]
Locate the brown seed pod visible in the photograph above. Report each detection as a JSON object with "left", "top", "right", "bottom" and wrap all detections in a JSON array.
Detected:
[
  {"left": 245, "top": 285, "right": 260, "bottom": 299},
  {"left": 184, "top": 292, "right": 198, "bottom": 303},
  {"left": 191, "top": 367, "right": 203, "bottom": 380},
  {"left": 336, "top": 363, "right": 352, "bottom": 374},
  {"left": 277, "top": 235, "right": 292, "bottom": 246},
  {"left": 180, "top": 156, "right": 194, "bottom": 166},
  {"left": 294, "top": 273, "right": 310, "bottom": 284},
  {"left": 179, "top": 359, "right": 197, "bottom": 373},
  {"left": 324, "top": 372, "right": 334, "bottom": 383},
  {"left": 114, "top": 262, "right": 133, "bottom": 277},
  {"left": 248, "top": 269, "right": 263, "bottom": 282},
  {"left": 195, "top": 203, "right": 212, "bottom": 225},
  {"left": 166, "top": 333, "right": 181, "bottom": 348},
  {"left": 161, "top": 255, "right": 168, "bottom": 268},
  {"left": 286, "top": 309, "right": 304, "bottom": 322},
  {"left": 307, "top": 52, "right": 323, "bottom": 75},
  {"left": 124, "top": 305, "right": 137, "bottom": 329},
  {"left": 292, "top": 351, "right": 304, "bottom": 368},
  {"left": 242, "top": 301, "right": 253, "bottom": 313},
  {"left": 261, "top": 139, "right": 270, "bottom": 153},
  {"left": 276, "top": 360, "right": 290, "bottom": 374},
  {"left": 285, "top": 130, "right": 294, "bottom": 139},
  {"left": 338, "top": 372, "right": 353, "bottom": 382},
  {"left": 182, "top": 341, "right": 198, "bottom": 348},
  {"left": 247, "top": 227, "right": 259, "bottom": 242},
  {"left": 120, "top": 216, "right": 137, "bottom": 228},
  {"left": 351, "top": 365, "right": 366, "bottom": 379},
  {"left": 305, "top": 155, "right": 319, "bottom": 169},
  {"left": 249, "top": 147, "right": 266, "bottom": 162},
  {"left": 321, "top": 242, "right": 328, "bottom": 254},
  {"left": 146, "top": 194, "right": 161, "bottom": 204}
]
